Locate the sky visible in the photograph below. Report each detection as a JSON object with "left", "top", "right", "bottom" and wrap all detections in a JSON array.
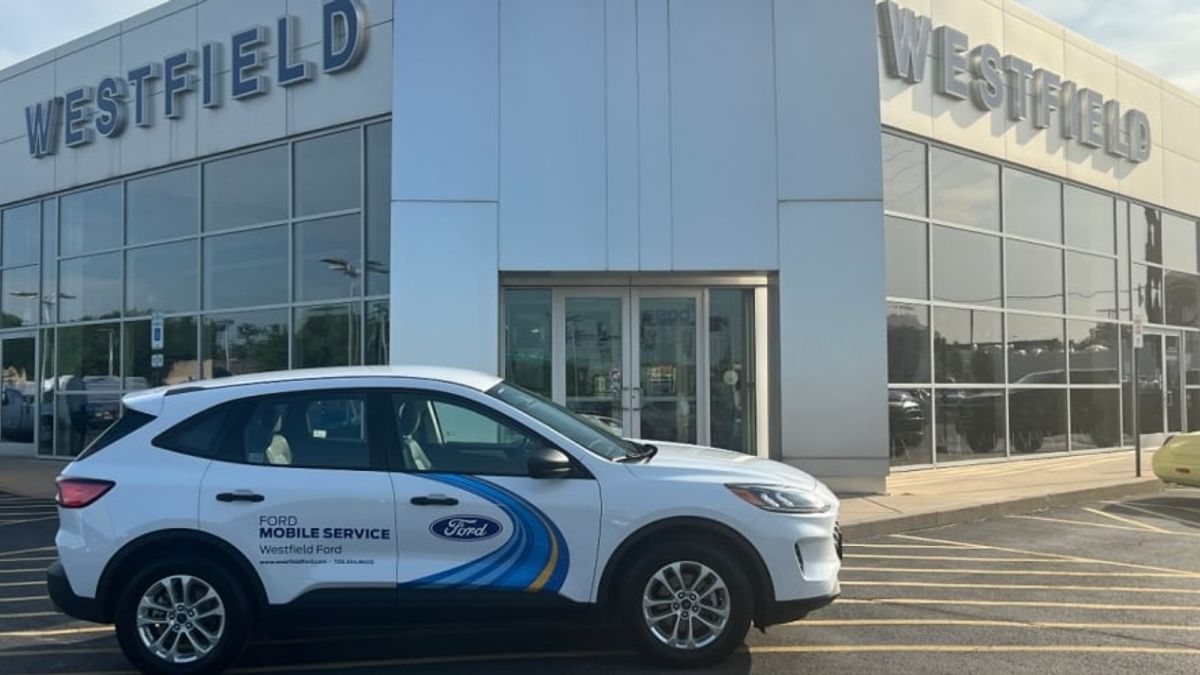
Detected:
[{"left": 0, "top": 0, "right": 1196, "bottom": 96}]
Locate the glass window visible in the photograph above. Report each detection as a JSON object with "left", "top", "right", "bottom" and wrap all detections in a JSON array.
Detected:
[
  {"left": 42, "top": 199, "right": 57, "bottom": 308},
  {"left": 39, "top": 328, "right": 55, "bottom": 454},
  {"left": 202, "top": 310, "right": 288, "bottom": 378},
  {"left": 294, "top": 303, "right": 362, "bottom": 368},
  {"left": 366, "top": 122, "right": 391, "bottom": 296},
  {"left": 2, "top": 266, "right": 40, "bottom": 327},
  {"left": 504, "top": 290, "right": 552, "bottom": 397},
  {"left": 932, "top": 226, "right": 1001, "bottom": 306},
  {"left": 1118, "top": 201, "right": 1131, "bottom": 320},
  {"left": 55, "top": 393, "right": 122, "bottom": 457},
  {"left": 203, "top": 226, "right": 287, "bottom": 309},
  {"left": 1133, "top": 264, "right": 1164, "bottom": 324},
  {"left": 888, "top": 389, "right": 931, "bottom": 466},
  {"left": 1006, "top": 240, "right": 1063, "bottom": 313},
  {"left": 936, "top": 389, "right": 1005, "bottom": 460},
  {"left": 709, "top": 289, "right": 756, "bottom": 454},
  {"left": 1070, "top": 389, "right": 1121, "bottom": 450},
  {"left": 392, "top": 394, "right": 537, "bottom": 476},
  {"left": 126, "top": 241, "right": 198, "bottom": 316},
  {"left": 294, "top": 129, "right": 361, "bottom": 217},
  {"left": 887, "top": 302, "right": 929, "bottom": 383},
  {"left": 365, "top": 299, "right": 389, "bottom": 366},
  {"left": 882, "top": 134, "right": 927, "bottom": 217},
  {"left": 1131, "top": 205, "right": 1162, "bottom": 264},
  {"left": 1067, "top": 321, "right": 1118, "bottom": 384},
  {"left": 1010, "top": 389, "right": 1067, "bottom": 453},
  {"left": 59, "top": 253, "right": 122, "bottom": 322},
  {"left": 60, "top": 185, "right": 122, "bottom": 256},
  {"left": 1165, "top": 271, "right": 1200, "bottom": 328},
  {"left": 1004, "top": 169, "right": 1061, "bottom": 242},
  {"left": 1008, "top": 314, "right": 1065, "bottom": 384},
  {"left": 295, "top": 214, "right": 362, "bottom": 301},
  {"left": 1134, "top": 332, "right": 1164, "bottom": 434},
  {"left": 2, "top": 202, "right": 39, "bottom": 267},
  {"left": 239, "top": 394, "right": 370, "bottom": 470},
  {"left": 1064, "top": 186, "right": 1114, "bottom": 253},
  {"left": 934, "top": 307, "right": 1003, "bottom": 383},
  {"left": 127, "top": 166, "right": 199, "bottom": 244},
  {"left": 886, "top": 217, "right": 927, "bottom": 299},
  {"left": 154, "top": 405, "right": 232, "bottom": 458},
  {"left": 1163, "top": 214, "right": 1199, "bottom": 272},
  {"left": 1066, "top": 252, "right": 1117, "bottom": 320},
  {"left": 56, "top": 322, "right": 122, "bottom": 387},
  {"left": 1189, "top": 390, "right": 1200, "bottom": 432},
  {"left": 1187, "top": 332, "right": 1200, "bottom": 386},
  {"left": 124, "top": 317, "right": 198, "bottom": 389},
  {"left": 931, "top": 148, "right": 999, "bottom": 230},
  {"left": 203, "top": 146, "right": 289, "bottom": 231}
]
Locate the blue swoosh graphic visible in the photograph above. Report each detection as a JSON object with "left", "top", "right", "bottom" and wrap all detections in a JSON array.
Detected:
[{"left": 403, "top": 474, "right": 570, "bottom": 593}]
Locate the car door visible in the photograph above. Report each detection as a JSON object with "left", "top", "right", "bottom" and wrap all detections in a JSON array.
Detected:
[
  {"left": 385, "top": 389, "right": 602, "bottom": 606},
  {"left": 199, "top": 389, "right": 398, "bottom": 607}
]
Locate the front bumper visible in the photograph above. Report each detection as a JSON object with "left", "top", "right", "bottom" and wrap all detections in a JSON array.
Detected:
[
  {"left": 47, "top": 560, "right": 107, "bottom": 624},
  {"left": 758, "top": 592, "right": 840, "bottom": 627}
]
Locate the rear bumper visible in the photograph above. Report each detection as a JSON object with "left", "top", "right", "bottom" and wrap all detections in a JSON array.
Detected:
[
  {"left": 47, "top": 560, "right": 106, "bottom": 624},
  {"left": 757, "top": 592, "right": 839, "bottom": 627}
]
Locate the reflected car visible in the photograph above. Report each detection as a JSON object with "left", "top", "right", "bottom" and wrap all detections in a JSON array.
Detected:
[
  {"left": 887, "top": 390, "right": 926, "bottom": 457},
  {"left": 1152, "top": 434, "right": 1200, "bottom": 487},
  {"left": 0, "top": 387, "right": 35, "bottom": 441}
]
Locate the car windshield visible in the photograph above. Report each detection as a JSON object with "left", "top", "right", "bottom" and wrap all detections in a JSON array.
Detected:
[{"left": 487, "top": 381, "right": 639, "bottom": 461}]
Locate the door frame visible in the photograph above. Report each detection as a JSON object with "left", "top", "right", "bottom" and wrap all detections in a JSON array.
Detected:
[
  {"left": 551, "top": 288, "right": 634, "bottom": 433},
  {"left": 1141, "top": 327, "right": 1187, "bottom": 437},
  {"left": 630, "top": 288, "right": 707, "bottom": 446}
]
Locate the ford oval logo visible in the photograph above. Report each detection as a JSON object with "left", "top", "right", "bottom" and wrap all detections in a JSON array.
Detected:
[{"left": 430, "top": 515, "right": 504, "bottom": 542}]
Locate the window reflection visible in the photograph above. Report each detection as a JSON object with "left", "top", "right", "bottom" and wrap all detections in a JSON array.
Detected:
[
  {"left": 295, "top": 304, "right": 362, "bottom": 369},
  {"left": 885, "top": 217, "right": 927, "bottom": 299},
  {"left": 889, "top": 388, "right": 931, "bottom": 465},
  {"left": 1164, "top": 271, "right": 1200, "bottom": 328},
  {"left": 203, "top": 146, "right": 289, "bottom": 231},
  {"left": 202, "top": 311, "right": 288, "bottom": 378},
  {"left": 934, "top": 307, "right": 1003, "bottom": 383},
  {"left": 1010, "top": 389, "right": 1068, "bottom": 453},
  {"left": 1008, "top": 314, "right": 1065, "bottom": 384},
  {"left": 709, "top": 290, "right": 755, "bottom": 454},
  {"left": 1004, "top": 169, "right": 1061, "bottom": 242},
  {"left": 127, "top": 167, "right": 199, "bottom": 244},
  {"left": 1067, "top": 321, "right": 1118, "bottom": 384},
  {"left": 294, "top": 215, "right": 362, "bottom": 301},
  {"left": 1132, "top": 206, "right": 1162, "bottom": 264},
  {"left": 1064, "top": 186, "right": 1114, "bottom": 253},
  {"left": 2, "top": 266, "right": 40, "bottom": 327},
  {"left": 936, "top": 389, "right": 1006, "bottom": 460},
  {"left": 60, "top": 185, "right": 122, "bottom": 256},
  {"left": 1162, "top": 214, "right": 1198, "bottom": 272},
  {"left": 932, "top": 226, "right": 1001, "bottom": 306},
  {"left": 294, "top": 129, "right": 361, "bottom": 217},
  {"left": 58, "top": 253, "right": 122, "bottom": 322},
  {"left": 1006, "top": 240, "right": 1063, "bottom": 314},
  {"left": 2, "top": 203, "right": 40, "bottom": 267},
  {"left": 887, "top": 303, "right": 929, "bottom": 383},
  {"left": 126, "top": 241, "right": 198, "bottom": 315},
  {"left": 504, "top": 290, "right": 552, "bottom": 397},
  {"left": 203, "top": 226, "right": 288, "bottom": 309},
  {"left": 124, "top": 317, "right": 199, "bottom": 389},
  {"left": 1066, "top": 252, "right": 1117, "bottom": 319},
  {"left": 1070, "top": 389, "right": 1121, "bottom": 449},
  {"left": 931, "top": 148, "right": 999, "bottom": 229},
  {"left": 1134, "top": 264, "right": 1164, "bottom": 324},
  {"left": 365, "top": 300, "right": 389, "bottom": 366},
  {"left": 882, "top": 134, "right": 926, "bottom": 217},
  {"left": 365, "top": 122, "right": 391, "bottom": 296}
]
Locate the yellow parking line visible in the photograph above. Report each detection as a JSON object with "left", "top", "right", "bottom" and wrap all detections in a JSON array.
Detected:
[
  {"left": 1014, "top": 514, "right": 1200, "bottom": 537},
  {"left": 0, "top": 625, "right": 112, "bottom": 638},
  {"left": 890, "top": 534, "right": 1200, "bottom": 578},
  {"left": 0, "top": 546, "right": 54, "bottom": 558},
  {"left": 0, "top": 512, "right": 58, "bottom": 518},
  {"left": 838, "top": 598, "right": 1200, "bottom": 612},
  {"left": 842, "top": 580, "right": 1200, "bottom": 594},
  {"left": 1081, "top": 507, "right": 1172, "bottom": 533},
  {"left": 0, "top": 610, "right": 61, "bottom": 619},
  {"left": 0, "top": 517, "right": 58, "bottom": 527},
  {"left": 748, "top": 645, "right": 1200, "bottom": 656},
  {"left": 1108, "top": 500, "right": 1200, "bottom": 517},
  {"left": 0, "top": 595, "right": 47, "bottom": 603},
  {"left": 1112, "top": 502, "right": 1200, "bottom": 523},
  {"left": 845, "top": 544, "right": 976, "bottom": 550},
  {"left": 0, "top": 568, "right": 41, "bottom": 574},
  {"left": 0, "top": 556, "right": 55, "bottom": 563},
  {"left": 0, "top": 580, "right": 43, "bottom": 588},
  {"left": 849, "top": 554, "right": 1074, "bottom": 563},
  {"left": 842, "top": 566, "right": 1194, "bottom": 578},
  {"left": 787, "top": 619, "right": 1200, "bottom": 631}
]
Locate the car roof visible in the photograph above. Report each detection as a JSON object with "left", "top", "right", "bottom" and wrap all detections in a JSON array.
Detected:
[{"left": 123, "top": 366, "right": 504, "bottom": 414}]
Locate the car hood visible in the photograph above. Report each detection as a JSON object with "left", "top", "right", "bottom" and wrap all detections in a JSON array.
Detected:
[{"left": 623, "top": 440, "right": 821, "bottom": 492}]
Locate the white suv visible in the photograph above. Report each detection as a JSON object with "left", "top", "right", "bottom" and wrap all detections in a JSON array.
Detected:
[{"left": 48, "top": 367, "right": 841, "bottom": 674}]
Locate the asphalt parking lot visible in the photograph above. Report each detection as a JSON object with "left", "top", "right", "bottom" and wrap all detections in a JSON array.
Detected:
[{"left": 3, "top": 488, "right": 1200, "bottom": 674}]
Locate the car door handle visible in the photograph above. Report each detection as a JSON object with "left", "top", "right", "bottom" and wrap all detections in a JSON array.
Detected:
[
  {"left": 410, "top": 495, "right": 459, "bottom": 506},
  {"left": 216, "top": 492, "right": 265, "bottom": 503}
]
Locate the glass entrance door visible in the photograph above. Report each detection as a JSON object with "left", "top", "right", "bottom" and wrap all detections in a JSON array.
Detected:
[
  {"left": 0, "top": 334, "right": 37, "bottom": 455},
  {"left": 633, "top": 292, "right": 701, "bottom": 445},
  {"left": 1138, "top": 329, "right": 1187, "bottom": 437},
  {"left": 562, "top": 293, "right": 628, "bottom": 435}
]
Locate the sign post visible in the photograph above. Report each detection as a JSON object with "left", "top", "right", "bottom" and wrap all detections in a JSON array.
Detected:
[{"left": 1132, "top": 315, "right": 1144, "bottom": 477}]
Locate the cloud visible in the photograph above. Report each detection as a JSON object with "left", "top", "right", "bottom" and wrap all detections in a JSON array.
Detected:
[
  {"left": 0, "top": 0, "right": 167, "bottom": 71},
  {"left": 1018, "top": 0, "right": 1200, "bottom": 94}
]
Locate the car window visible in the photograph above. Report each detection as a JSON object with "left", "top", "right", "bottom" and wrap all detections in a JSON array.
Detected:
[
  {"left": 487, "top": 381, "right": 635, "bottom": 461},
  {"left": 153, "top": 404, "right": 231, "bottom": 458},
  {"left": 392, "top": 394, "right": 539, "bottom": 476},
  {"left": 238, "top": 393, "right": 371, "bottom": 470}
]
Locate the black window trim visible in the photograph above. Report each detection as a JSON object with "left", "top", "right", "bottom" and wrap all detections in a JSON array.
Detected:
[{"left": 381, "top": 389, "right": 595, "bottom": 480}]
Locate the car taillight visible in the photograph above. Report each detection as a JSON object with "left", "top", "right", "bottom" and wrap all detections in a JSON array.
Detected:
[{"left": 56, "top": 478, "right": 115, "bottom": 509}]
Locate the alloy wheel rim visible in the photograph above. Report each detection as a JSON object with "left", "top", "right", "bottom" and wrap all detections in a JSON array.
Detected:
[
  {"left": 641, "top": 560, "right": 730, "bottom": 650},
  {"left": 136, "top": 574, "right": 226, "bottom": 664}
]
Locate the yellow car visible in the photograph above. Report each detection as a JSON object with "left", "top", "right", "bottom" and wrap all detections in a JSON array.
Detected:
[{"left": 1153, "top": 434, "right": 1200, "bottom": 487}]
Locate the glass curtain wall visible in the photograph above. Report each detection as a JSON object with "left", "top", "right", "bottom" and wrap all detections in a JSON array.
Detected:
[
  {"left": 883, "top": 131, "right": 1200, "bottom": 467},
  {"left": 0, "top": 118, "right": 392, "bottom": 457}
]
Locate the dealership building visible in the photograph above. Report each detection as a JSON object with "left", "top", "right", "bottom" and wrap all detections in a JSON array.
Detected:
[{"left": 0, "top": 0, "right": 1196, "bottom": 493}]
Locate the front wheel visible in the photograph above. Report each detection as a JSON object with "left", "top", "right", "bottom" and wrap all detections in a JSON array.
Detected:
[
  {"left": 621, "top": 541, "right": 753, "bottom": 668},
  {"left": 114, "top": 558, "right": 251, "bottom": 675}
]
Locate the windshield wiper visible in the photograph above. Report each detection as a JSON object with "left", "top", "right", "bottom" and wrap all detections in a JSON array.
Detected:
[{"left": 618, "top": 442, "right": 658, "bottom": 463}]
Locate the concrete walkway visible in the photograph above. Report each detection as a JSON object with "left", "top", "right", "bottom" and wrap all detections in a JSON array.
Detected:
[
  {"left": 0, "top": 451, "right": 1165, "bottom": 537},
  {"left": 839, "top": 449, "right": 1162, "bottom": 539}
]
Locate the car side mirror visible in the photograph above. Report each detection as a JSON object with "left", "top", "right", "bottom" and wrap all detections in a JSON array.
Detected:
[{"left": 528, "top": 447, "right": 573, "bottom": 479}]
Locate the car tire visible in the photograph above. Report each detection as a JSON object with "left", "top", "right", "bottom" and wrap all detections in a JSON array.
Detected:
[
  {"left": 114, "top": 557, "right": 251, "bottom": 675},
  {"left": 620, "top": 539, "right": 753, "bottom": 669}
]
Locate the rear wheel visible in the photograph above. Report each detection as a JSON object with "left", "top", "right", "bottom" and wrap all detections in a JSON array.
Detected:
[
  {"left": 114, "top": 558, "right": 251, "bottom": 675},
  {"left": 621, "top": 540, "right": 752, "bottom": 668}
]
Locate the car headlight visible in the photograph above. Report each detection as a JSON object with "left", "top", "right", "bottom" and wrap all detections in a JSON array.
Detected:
[{"left": 726, "top": 484, "right": 831, "bottom": 514}]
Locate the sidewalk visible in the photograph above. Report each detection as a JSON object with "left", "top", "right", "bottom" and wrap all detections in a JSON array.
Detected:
[{"left": 839, "top": 449, "right": 1162, "bottom": 539}]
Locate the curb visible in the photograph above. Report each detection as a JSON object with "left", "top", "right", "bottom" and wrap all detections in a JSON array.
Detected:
[{"left": 839, "top": 479, "right": 1164, "bottom": 540}]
